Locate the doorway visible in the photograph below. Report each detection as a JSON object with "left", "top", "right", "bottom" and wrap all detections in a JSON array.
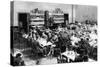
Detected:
[
  {"left": 64, "top": 14, "right": 69, "bottom": 26},
  {"left": 18, "top": 13, "right": 29, "bottom": 33}
]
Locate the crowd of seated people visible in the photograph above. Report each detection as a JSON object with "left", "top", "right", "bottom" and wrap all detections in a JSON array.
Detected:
[{"left": 12, "top": 20, "right": 97, "bottom": 65}]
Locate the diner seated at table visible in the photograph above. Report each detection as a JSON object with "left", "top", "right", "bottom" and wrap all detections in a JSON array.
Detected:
[{"left": 17, "top": 21, "right": 97, "bottom": 63}]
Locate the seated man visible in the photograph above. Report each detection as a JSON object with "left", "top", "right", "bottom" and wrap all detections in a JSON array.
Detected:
[
  {"left": 13, "top": 53, "right": 25, "bottom": 66},
  {"left": 37, "top": 36, "right": 53, "bottom": 56}
]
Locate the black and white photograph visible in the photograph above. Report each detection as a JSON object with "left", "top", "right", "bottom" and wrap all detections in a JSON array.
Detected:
[{"left": 10, "top": 1, "right": 97, "bottom": 66}]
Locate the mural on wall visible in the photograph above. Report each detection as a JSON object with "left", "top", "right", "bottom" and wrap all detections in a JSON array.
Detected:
[{"left": 30, "top": 8, "right": 65, "bottom": 25}]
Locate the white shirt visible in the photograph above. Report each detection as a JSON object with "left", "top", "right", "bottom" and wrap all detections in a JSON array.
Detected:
[
  {"left": 22, "top": 34, "right": 29, "bottom": 39},
  {"left": 71, "top": 35, "right": 80, "bottom": 46}
]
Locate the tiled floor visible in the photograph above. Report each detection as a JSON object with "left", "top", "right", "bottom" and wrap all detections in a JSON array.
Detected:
[
  {"left": 38, "top": 57, "right": 57, "bottom": 65},
  {"left": 23, "top": 56, "right": 57, "bottom": 65}
]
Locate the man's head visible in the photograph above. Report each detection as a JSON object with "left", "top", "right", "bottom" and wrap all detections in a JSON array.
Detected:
[{"left": 15, "top": 53, "right": 22, "bottom": 58}]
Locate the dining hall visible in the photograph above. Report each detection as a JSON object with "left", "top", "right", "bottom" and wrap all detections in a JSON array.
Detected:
[{"left": 10, "top": 1, "right": 97, "bottom": 66}]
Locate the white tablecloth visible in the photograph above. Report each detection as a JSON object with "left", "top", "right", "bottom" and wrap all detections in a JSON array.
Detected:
[{"left": 61, "top": 51, "right": 79, "bottom": 61}]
